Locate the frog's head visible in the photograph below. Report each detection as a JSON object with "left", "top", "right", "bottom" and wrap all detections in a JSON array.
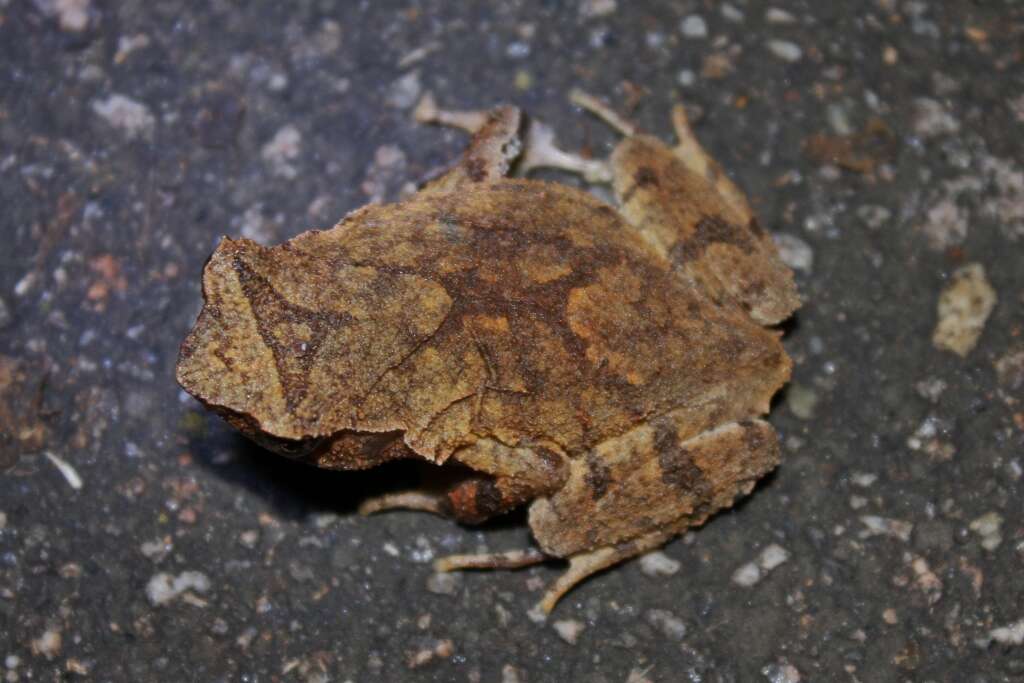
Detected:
[{"left": 176, "top": 228, "right": 452, "bottom": 466}]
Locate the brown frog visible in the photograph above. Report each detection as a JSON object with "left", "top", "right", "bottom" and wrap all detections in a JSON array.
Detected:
[{"left": 176, "top": 90, "right": 800, "bottom": 616}]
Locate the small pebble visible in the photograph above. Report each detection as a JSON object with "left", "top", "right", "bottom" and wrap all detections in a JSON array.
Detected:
[
  {"left": 766, "top": 40, "right": 802, "bottom": 62},
  {"left": 912, "top": 98, "right": 960, "bottom": 138},
  {"left": 914, "top": 377, "right": 948, "bottom": 403},
  {"left": 54, "top": 0, "right": 91, "bottom": 32},
  {"left": 626, "top": 668, "right": 655, "bottom": 683},
  {"left": 856, "top": 204, "right": 892, "bottom": 230},
  {"left": 45, "top": 452, "right": 82, "bottom": 490},
  {"left": 761, "top": 661, "right": 801, "bottom": 682},
  {"left": 994, "top": 350, "right": 1024, "bottom": 391},
  {"left": 579, "top": 0, "right": 617, "bottom": 19},
  {"left": 932, "top": 263, "right": 997, "bottom": 357},
  {"left": 502, "top": 664, "right": 525, "bottom": 683},
  {"left": 758, "top": 544, "right": 790, "bottom": 571},
  {"left": 639, "top": 550, "right": 680, "bottom": 576},
  {"left": 645, "top": 609, "right": 687, "bottom": 640},
  {"left": 426, "top": 571, "right": 460, "bottom": 595},
  {"left": 969, "top": 512, "right": 1003, "bottom": 551},
  {"left": 859, "top": 515, "right": 913, "bottom": 542},
  {"left": 732, "top": 544, "right": 790, "bottom": 587},
  {"left": 909, "top": 554, "right": 942, "bottom": 604},
  {"left": 146, "top": 570, "right": 212, "bottom": 606},
  {"left": 261, "top": 125, "right": 302, "bottom": 180},
  {"left": 765, "top": 8, "right": 797, "bottom": 24},
  {"left": 919, "top": 198, "right": 968, "bottom": 251},
  {"left": 772, "top": 233, "right": 813, "bottom": 272},
  {"left": 786, "top": 384, "right": 818, "bottom": 420},
  {"left": 30, "top": 628, "right": 62, "bottom": 660},
  {"left": 680, "top": 15, "right": 708, "bottom": 38},
  {"left": 850, "top": 472, "right": 877, "bottom": 487},
  {"left": 985, "top": 619, "right": 1024, "bottom": 646},
  {"left": 552, "top": 619, "right": 584, "bottom": 644},
  {"left": 92, "top": 94, "right": 155, "bottom": 140},
  {"left": 677, "top": 69, "right": 696, "bottom": 87},
  {"left": 720, "top": 4, "right": 744, "bottom": 22},
  {"left": 732, "top": 561, "right": 762, "bottom": 587},
  {"left": 140, "top": 537, "right": 171, "bottom": 561},
  {"left": 385, "top": 71, "right": 422, "bottom": 110}
]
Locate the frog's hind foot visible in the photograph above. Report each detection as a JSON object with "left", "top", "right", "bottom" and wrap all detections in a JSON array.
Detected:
[
  {"left": 434, "top": 528, "right": 678, "bottom": 619},
  {"left": 434, "top": 547, "right": 548, "bottom": 572},
  {"left": 568, "top": 88, "right": 637, "bottom": 136},
  {"left": 531, "top": 528, "right": 677, "bottom": 617}
]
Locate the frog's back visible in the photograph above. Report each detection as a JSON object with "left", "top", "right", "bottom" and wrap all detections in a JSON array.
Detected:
[{"left": 177, "top": 179, "right": 788, "bottom": 462}]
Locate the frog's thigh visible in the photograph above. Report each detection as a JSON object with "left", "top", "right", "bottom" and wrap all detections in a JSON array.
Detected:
[
  {"left": 445, "top": 437, "right": 569, "bottom": 524},
  {"left": 610, "top": 135, "right": 799, "bottom": 325},
  {"left": 524, "top": 419, "right": 780, "bottom": 608}
]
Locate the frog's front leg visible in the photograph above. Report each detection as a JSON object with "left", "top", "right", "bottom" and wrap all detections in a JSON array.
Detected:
[
  {"left": 413, "top": 93, "right": 524, "bottom": 191},
  {"left": 415, "top": 92, "right": 612, "bottom": 184}
]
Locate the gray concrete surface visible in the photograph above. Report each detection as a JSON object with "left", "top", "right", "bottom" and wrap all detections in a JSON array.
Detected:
[{"left": 1, "top": 1, "right": 1022, "bottom": 680}]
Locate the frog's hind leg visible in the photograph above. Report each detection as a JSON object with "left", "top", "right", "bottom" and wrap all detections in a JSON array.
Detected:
[
  {"left": 523, "top": 418, "right": 782, "bottom": 615},
  {"left": 667, "top": 103, "right": 756, "bottom": 225},
  {"left": 661, "top": 103, "right": 801, "bottom": 324},
  {"left": 572, "top": 90, "right": 800, "bottom": 325},
  {"left": 433, "top": 527, "right": 675, "bottom": 619}
]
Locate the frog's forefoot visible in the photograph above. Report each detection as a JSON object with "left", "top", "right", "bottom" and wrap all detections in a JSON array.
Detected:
[{"left": 358, "top": 491, "right": 448, "bottom": 517}]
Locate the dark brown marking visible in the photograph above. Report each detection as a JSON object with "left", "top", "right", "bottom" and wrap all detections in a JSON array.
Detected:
[
  {"left": 533, "top": 446, "right": 569, "bottom": 492},
  {"left": 619, "top": 167, "right": 660, "bottom": 206},
  {"left": 464, "top": 156, "right": 488, "bottom": 183},
  {"left": 447, "top": 476, "right": 505, "bottom": 524},
  {"left": 584, "top": 452, "right": 612, "bottom": 501},
  {"left": 653, "top": 417, "right": 711, "bottom": 496},
  {"left": 747, "top": 217, "right": 766, "bottom": 238},
  {"left": 634, "top": 166, "right": 660, "bottom": 188},
  {"left": 472, "top": 477, "right": 504, "bottom": 518},
  {"left": 233, "top": 258, "right": 353, "bottom": 412},
  {"left": 739, "top": 420, "right": 768, "bottom": 454},
  {"left": 671, "top": 215, "right": 757, "bottom": 264}
]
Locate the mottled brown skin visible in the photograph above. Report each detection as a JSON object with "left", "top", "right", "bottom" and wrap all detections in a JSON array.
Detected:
[{"left": 176, "top": 97, "right": 800, "bottom": 615}]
